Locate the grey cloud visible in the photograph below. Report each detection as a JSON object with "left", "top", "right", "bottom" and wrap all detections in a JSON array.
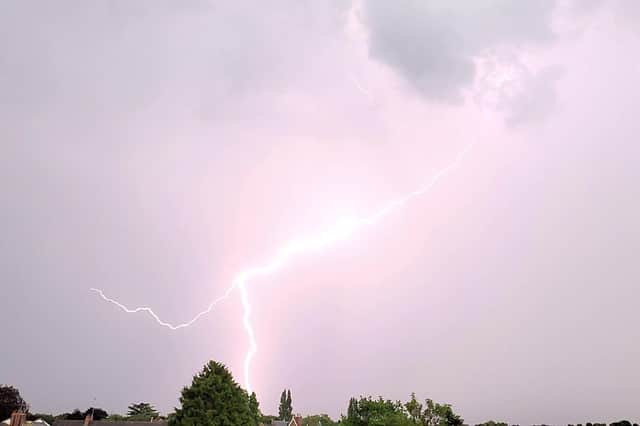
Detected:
[
  {"left": 505, "top": 65, "right": 563, "bottom": 127},
  {"left": 0, "top": 1, "right": 348, "bottom": 128},
  {"left": 361, "top": 0, "right": 557, "bottom": 100}
]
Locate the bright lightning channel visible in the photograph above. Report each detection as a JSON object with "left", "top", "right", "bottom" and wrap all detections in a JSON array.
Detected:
[{"left": 91, "top": 141, "right": 475, "bottom": 393}]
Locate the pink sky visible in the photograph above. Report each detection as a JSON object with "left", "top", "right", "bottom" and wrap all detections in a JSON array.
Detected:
[{"left": 2, "top": 1, "right": 639, "bottom": 424}]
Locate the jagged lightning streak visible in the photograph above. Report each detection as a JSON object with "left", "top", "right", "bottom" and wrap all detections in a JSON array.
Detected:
[{"left": 91, "top": 141, "right": 475, "bottom": 393}]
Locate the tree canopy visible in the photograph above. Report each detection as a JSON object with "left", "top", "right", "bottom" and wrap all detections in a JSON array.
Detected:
[
  {"left": 302, "top": 414, "right": 338, "bottom": 425},
  {"left": 0, "top": 385, "right": 28, "bottom": 420},
  {"left": 127, "top": 402, "right": 160, "bottom": 420},
  {"left": 279, "top": 389, "right": 293, "bottom": 421},
  {"left": 341, "top": 394, "right": 464, "bottom": 426},
  {"left": 169, "top": 360, "right": 254, "bottom": 426},
  {"left": 84, "top": 407, "right": 108, "bottom": 420},
  {"left": 476, "top": 421, "right": 508, "bottom": 426},
  {"left": 64, "top": 409, "right": 84, "bottom": 420}
]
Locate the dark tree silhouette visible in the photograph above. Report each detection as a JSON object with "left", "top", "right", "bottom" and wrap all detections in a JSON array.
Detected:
[
  {"left": 83, "top": 407, "right": 108, "bottom": 420},
  {"left": 169, "top": 361, "right": 253, "bottom": 426},
  {"left": 65, "top": 409, "right": 84, "bottom": 420},
  {"left": 0, "top": 386, "right": 28, "bottom": 420}
]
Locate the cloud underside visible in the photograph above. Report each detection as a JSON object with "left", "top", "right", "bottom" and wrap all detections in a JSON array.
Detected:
[{"left": 362, "top": 1, "right": 557, "bottom": 100}]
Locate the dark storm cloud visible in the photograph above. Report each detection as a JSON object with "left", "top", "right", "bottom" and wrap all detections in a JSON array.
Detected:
[{"left": 361, "top": 0, "right": 557, "bottom": 100}]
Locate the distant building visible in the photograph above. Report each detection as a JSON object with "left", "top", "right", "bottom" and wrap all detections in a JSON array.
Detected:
[
  {"left": 2, "top": 413, "right": 50, "bottom": 426},
  {"left": 270, "top": 416, "right": 303, "bottom": 426},
  {"left": 1, "top": 420, "right": 50, "bottom": 426}
]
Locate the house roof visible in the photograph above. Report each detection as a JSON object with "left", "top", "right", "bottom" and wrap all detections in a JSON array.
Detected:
[{"left": 269, "top": 419, "right": 302, "bottom": 426}]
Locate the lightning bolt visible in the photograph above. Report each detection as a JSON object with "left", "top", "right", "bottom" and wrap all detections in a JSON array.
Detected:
[{"left": 91, "top": 141, "right": 475, "bottom": 393}]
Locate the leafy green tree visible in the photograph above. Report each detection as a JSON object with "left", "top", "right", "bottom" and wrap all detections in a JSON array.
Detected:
[
  {"left": 610, "top": 421, "right": 632, "bottom": 426},
  {"left": 302, "top": 414, "right": 338, "bottom": 425},
  {"left": 259, "top": 414, "right": 278, "bottom": 424},
  {"left": 476, "top": 421, "right": 508, "bottom": 426},
  {"left": 0, "top": 385, "right": 28, "bottom": 420},
  {"left": 127, "top": 402, "right": 160, "bottom": 420},
  {"left": 169, "top": 360, "right": 253, "bottom": 426},
  {"left": 279, "top": 389, "right": 293, "bottom": 421},
  {"left": 423, "top": 399, "right": 463, "bottom": 426},
  {"left": 342, "top": 394, "right": 463, "bottom": 426},
  {"left": 341, "top": 395, "right": 411, "bottom": 426},
  {"left": 286, "top": 390, "right": 293, "bottom": 421},
  {"left": 26, "top": 413, "right": 55, "bottom": 424},
  {"left": 405, "top": 393, "right": 423, "bottom": 422},
  {"left": 106, "top": 414, "right": 128, "bottom": 421},
  {"left": 347, "top": 398, "right": 358, "bottom": 422},
  {"left": 279, "top": 390, "right": 287, "bottom": 420},
  {"left": 65, "top": 409, "right": 84, "bottom": 420},
  {"left": 248, "top": 392, "right": 261, "bottom": 426},
  {"left": 83, "top": 407, "right": 108, "bottom": 420}
]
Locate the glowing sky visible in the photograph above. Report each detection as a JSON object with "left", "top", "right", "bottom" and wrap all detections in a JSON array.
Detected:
[{"left": 2, "top": 1, "right": 639, "bottom": 424}]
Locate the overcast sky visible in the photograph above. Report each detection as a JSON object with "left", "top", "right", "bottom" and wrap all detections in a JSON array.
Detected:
[{"left": 2, "top": 1, "right": 639, "bottom": 424}]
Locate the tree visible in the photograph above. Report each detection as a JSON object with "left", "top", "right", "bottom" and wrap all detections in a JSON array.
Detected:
[
  {"left": 341, "top": 394, "right": 463, "bottom": 426},
  {"left": 279, "top": 389, "right": 293, "bottom": 421},
  {"left": 106, "top": 414, "right": 128, "bottom": 421},
  {"left": 248, "top": 392, "right": 261, "bottom": 426},
  {"left": 405, "top": 393, "right": 423, "bottom": 422},
  {"left": 0, "top": 385, "right": 28, "bottom": 420},
  {"left": 347, "top": 398, "right": 358, "bottom": 423},
  {"left": 26, "top": 413, "right": 55, "bottom": 424},
  {"left": 423, "top": 399, "right": 463, "bottom": 426},
  {"left": 169, "top": 360, "right": 254, "bottom": 426},
  {"left": 65, "top": 409, "right": 84, "bottom": 420},
  {"left": 260, "top": 414, "right": 278, "bottom": 424},
  {"left": 286, "top": 390, "right": 293, "bottom": 421},
  {"left": 279, "top": 390, "right": 287, "bottom": 420},
  {"left": 476, "top": 421, "right": 508, "bottom": 426},
  {"left": 341, "top": 395, "right": 411, "bottom": 426},
  {"left": 127, "top": 402, "right": 159, "bottom": 420},
  {"left": 83, "top": 407, "right": 108, "bottom": 421},
  {"left": 302, "top": 414, "right": 338, "bottom": 425}
]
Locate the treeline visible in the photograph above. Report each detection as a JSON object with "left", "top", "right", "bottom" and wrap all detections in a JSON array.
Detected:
[
  {"left": 3, "top": 363, "right": 640, "bottom": 426},
  {"left": 0, "top": 385, "right": 164, "bottom": 424}
]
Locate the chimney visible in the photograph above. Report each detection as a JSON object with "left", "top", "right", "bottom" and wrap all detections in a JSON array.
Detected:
[
  {"left": 9, "top": 412, "right": 26, "bottom": 426},
  {"left": 83, "top": 412, "right": 93, "bottom": 426}
]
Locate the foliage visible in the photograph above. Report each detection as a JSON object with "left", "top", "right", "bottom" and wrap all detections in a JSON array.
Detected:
[
  {"left": 405, "top": 393, "right": 423, "bottom": 422},
  {"left": 422, "top": 398, "right": 464, "bottom": 426},
  {"left": 84, "top": 407, "right": 108, "bottom": 420},
  {"left": 341, "top": 394, "right": 463, "bottom": 426},
  {"left": 279, "top": 389, "right": 293, "bottom": 421},
  {"left": 26, "top": 413, "right": 55, "bottom": 424},
  {"left": 610, "top": 422, "right": 633, "bottom": 426},
  {"left": 342, "top": 396, "right": 411, "bottom": 426},
  {"left": 260, "top": 414, "right": 278, "bottom": 424},
  {"left": 0, "top": 385, "right": 28, "bottom": 420},
  {"left": 65, "top": 409, "right": 85, "bottom": 420},
  {"left": 169, "top": 360, "right": 254, "bottom": 426},
  {"left": 249, "top": 392, "right": 262, "bottom": 426},
  {"left": 127, "top": 402, "right": 160, "bottom": 420},
  {"left": 302, "top": 413, "right": 338, "bottom": 425},
  {"left": 476, "top": 421, "right": 508, "bottom": 426},
  {"left": 106, "top": 414, "right": 128, "bottom": 421}
]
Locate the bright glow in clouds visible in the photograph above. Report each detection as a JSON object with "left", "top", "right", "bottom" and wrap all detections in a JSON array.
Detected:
[{"left": 91, "top": 141, "right": 475, "bottom": 393}]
